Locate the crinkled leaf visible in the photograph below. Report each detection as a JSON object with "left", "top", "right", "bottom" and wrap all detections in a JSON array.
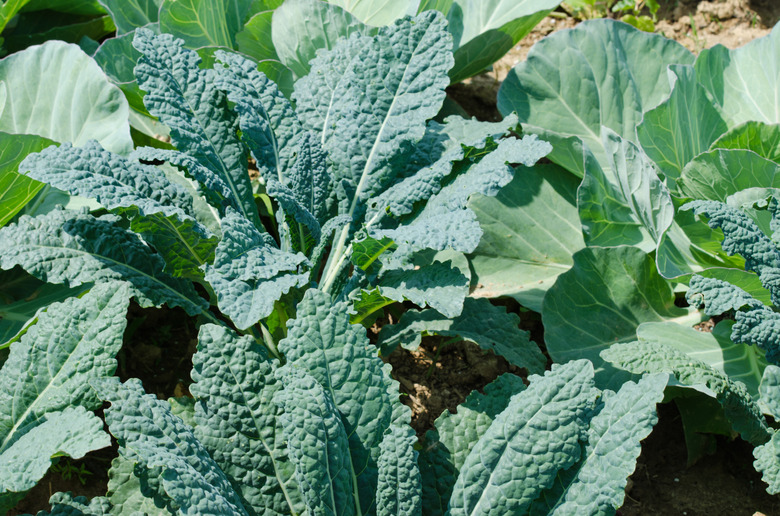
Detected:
[
  {"left": 374, "top": 136, "right": 551, "bottom": 254},
  {"left": 212, "top": 49, "right": 304, "bottom": 186},
  {"left": 448, "top": 360, "right": 598, "bottom": 516},
  {"left": 279, "top": 287, "right": 410, "bottom": 514},
  {"left": 532, "top": 373, "right": 666, "bottom": 515},
  {"left": 205, "top": 209, "right": 309, "bottom": 329},
  {"left": 686, "top": 274, "right": 764, "bottom": 316},
  {"left": 40, "top": 491, "right": 113, "bottom": 516},
  {"left": 655, "top": 198, "right": 747, "bottom": 279},
  {"left": 0, "top": 282, "right": 129, "bottom": 437},
  {"left": 294, "top": 11, "right": 453, "bottom": 219},
  {"left": 273, "top": 367, "right": 357, "bottom": 516},
  {"left": 468, "top": 162, "right": 583, "bottom": 312},
  {"left": 0, "top": 283, "right": 128, "bottom": 494},
  {"left": 0, "top": 208, "right": 207, "bottom": 315},
  {"left": 498, "top": 19, "right": 693, "bottom": 174},
  {"left": 272, "top": 0, "right": 373, "bottom": 78},
  {"left": 433, "top": 373, "right": 526, "bottom": 474},
  {"left": 754, "top": 430, "right": 780, "bottom": 495},
  {"left": 760, "top": 365, "right": 780, "bottom": 420},
  {"left": 376, "top": 424, "right": 422, "bottom": 516},
  {"left": 602, "top": 341, "right": 771, "bottom": 445},
  {"left": 378, "top": 261, "right": 468, "bottom": 318},
  {"left": 684, "top": 200, "right": 780, "bottom": 281},
  {"left": 0, "top": 406, "right": 110, "bottom": 494},
  {"left": 639, "top": 320, "right": 766, "bottom": 398},
  {"left": 94, "top": 377, "right": 249, "bottom": 515},
  {"left": 377, "top": 297, "right": 545, "bottom": 373},
  {"left": 133, "top": 28, "right": 259, "bottom": 227},
  {"left": 20, "top": 140, "right": 217, "bottom": 278},
  {"left": 190, "top": 324, "right": 302, "bottom": 515},
  {"left": 106, "top": 454, "right": 176, "bottom": 515}
]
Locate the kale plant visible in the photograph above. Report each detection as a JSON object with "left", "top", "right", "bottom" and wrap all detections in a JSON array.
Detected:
[{"left": 0, "top": 11, "right": 557, "bottom": 513}]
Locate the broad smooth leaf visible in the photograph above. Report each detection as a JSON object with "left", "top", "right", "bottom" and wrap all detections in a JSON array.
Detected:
[
  {"left": 0, "top": 268, "right": 88, "bottom": 347},
  {"left": 637, "top": 64, "right": 728, "bottom": 182},
  {"left": 498, "top": 19, "right": 693, "bottom": 175},
  {"left": 159, "top": 0, "right": 254, "bottom": 48},
  {"left": 0, "top": 132, "right": 54, "bottom": 227},
  {"left": 97, "top": 0, "right": 162, "bottom": 34},
  {"left": 272, "top": 0, "right": 373, "bottom": 78},
  {"left": 0, "top": 40, "right": 132, "bottom": 154},
  {"left": 578, "top": 128, "right": 674, "bottom": 250},
  {"left": 419, "top": 374, "right": 526, "bottom": 513},
  {"left": 328, "top": 0, "right": 410, "bottom": 25},
  {"left": 446, "top": 0, "right": 561, "bottom": 83},
  {"left": 710, "top": 122, "right": 780, "bottom": 164},
  {"left": 695, "top": 23, "right": 780, "bottom": 127},
  {"left": 542, "top": 246, "right": 698, "bottom": 385},
  {"left": 468, "top": 162, "right": 583, "bottom": 312},
  {"left": 677, "top": 149, "right": 780, "bottom": 202}
]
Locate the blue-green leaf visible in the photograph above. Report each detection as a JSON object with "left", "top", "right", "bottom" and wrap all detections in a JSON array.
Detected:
[
  {"left": 190, "top": 324, "right": 302, "bottom": 515},
  {"left": 294, "top": 11, "right": 453, "bottom": 220},
  {"left": 273, "top": 367, "right": 357, "bottom": 516},
  {"left": 20, "top": 140, "right": 217, "bottom": 278},
  {"left": 378, "top": 261, "right": 468, "bottom": 318},
  {"left": 0, "top": 208, "right": 207, "bottom": 315},
  {"left": 133, "top": 28, "right": 259, "bottom": 228},
  {"left": 0, "top": 283, "right": 129, "bottom": 496},
  {"left": 94, "top": 377, "right": 249, "bottom": 515},
  {"left": 602, "top": 341, "right": 771, "bottom": 446},
  {"left": 376, "top": 424, "right": 422, "bottom": 516},
  {"left": 378, "top": 297, "right": 546, "bottom": 373},
  {"left": 374, "top": 136, "right": 551, "bottom": 254},
  {"left": 448, "top": 360, "right": 598, "bottom": 515},
  {"left": 205, "top": 209, "right": 309, "bottom": 329},
  {"left": 533, "top": 374, "right": 666, "bottom": 514},
  {"left": 279, "top": 287, "right": 411, "bottom": 514}
]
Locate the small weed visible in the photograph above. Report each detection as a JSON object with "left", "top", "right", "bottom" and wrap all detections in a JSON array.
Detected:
[{"left": 51, "top": 458, "right": 93, "bottom": 485}]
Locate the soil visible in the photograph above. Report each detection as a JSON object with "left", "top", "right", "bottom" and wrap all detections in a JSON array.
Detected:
[{"left": 12, "top": 1, "right": 780, "bottom": 514}]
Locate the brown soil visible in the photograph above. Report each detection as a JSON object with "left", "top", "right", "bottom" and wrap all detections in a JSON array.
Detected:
[
  {"left": 13, "top": 2, "right": 780, "bottom": 514},
  {"left": 449, "top": 0, "right": 780, "bottom": 122},
  {"left": 445, "top": 2, "right": 780, "bottom": 514}
]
